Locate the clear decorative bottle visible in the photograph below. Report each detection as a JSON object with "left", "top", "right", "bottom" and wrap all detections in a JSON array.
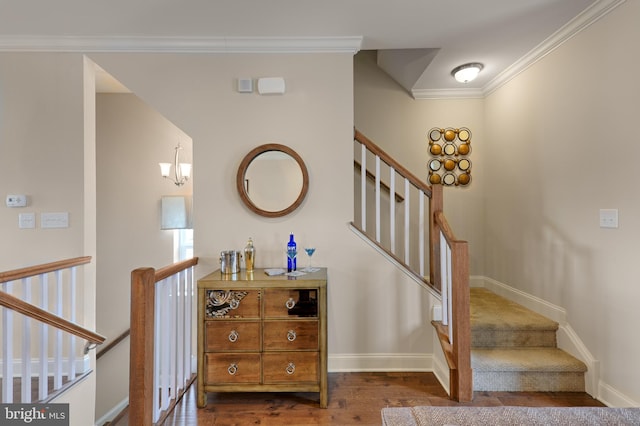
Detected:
[
  {"left": 244, "top": 238, "right": 255, "bottom": 272},
  {"left": 287, "top": 233, "right": 297, "bottom": 272}
]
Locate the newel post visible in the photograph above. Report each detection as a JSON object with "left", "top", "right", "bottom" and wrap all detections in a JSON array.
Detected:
[
  {"left": 451, "top": 241, "right": 472, "bottom": 402},
  {"left": 429, "top": 184, "right": 443, "bottom": 290},
  {"left": 129, "top": 267, "right": 156, "bottom": 426}
]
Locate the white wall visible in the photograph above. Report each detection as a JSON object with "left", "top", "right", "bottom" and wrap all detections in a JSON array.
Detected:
[{"left": 484, "top": 1, "right": 640, "bottom": 405}]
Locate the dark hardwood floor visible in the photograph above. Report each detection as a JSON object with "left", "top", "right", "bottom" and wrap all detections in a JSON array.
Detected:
[{"left": 112, "top": 372, "right": 604, "bottom": 426}]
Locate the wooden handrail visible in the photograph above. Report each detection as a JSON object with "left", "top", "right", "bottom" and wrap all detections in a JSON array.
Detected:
[
  {"left": 435, "top": 211, "right": 459, "bottom": 245},
  {"left": 0, "top": 256, "right": 92, "bottom": 283},
  {"left": 354, "top": 129, "right": 432, "bottom": 198},
  {"left": 0, "top": 290, "right": 105, "bottom": 345},
  {"left": 0, "top": 256, "right": 104, "bottom": 345},
  {"left": 96, "top": 329, "right": 130, "bottom": 360},
  {"left": 155, "top": 257, "right": 199, "bottom": 282}
]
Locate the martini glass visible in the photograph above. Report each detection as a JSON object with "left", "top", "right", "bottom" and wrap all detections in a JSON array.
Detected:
[
  {"left": 302, "top": 247, "right": 316, "bottom": 272},
  {"left": 286, "top": 248, "right": 298, "bottom": 272}
]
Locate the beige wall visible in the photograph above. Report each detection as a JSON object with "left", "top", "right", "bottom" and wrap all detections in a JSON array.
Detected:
[
  {"left": 484, "top": 0, "right": 640, "bottom": 404},
  {"left": 355, "top": 0, "right": 640, "bottom": 405},
  {"left": 354, "top": 50, "right": 486, "bottom": 275},
  {"left": 94, "top": 92, "right": 192, "bottom": 419},
  {"left": 6, "top": 2, "right": 637, "bottom": 414},
  {"left": 87, "top": 51, "right": 438, "bottom": 402},
  {"left": 0, "top": 53, "right": 96, "bottom": 426},
  {"left": 0, "top": 54, "right": 86, "bottom": 268}
]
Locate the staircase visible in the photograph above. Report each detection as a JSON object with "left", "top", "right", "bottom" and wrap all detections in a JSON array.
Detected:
[{"left": 470, "top": 288, "right": 587, "bottom": 392}]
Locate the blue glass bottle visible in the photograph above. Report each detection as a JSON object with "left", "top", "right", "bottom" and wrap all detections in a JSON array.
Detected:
[{"left": 287, "top": 233, "right": 297, "bottom": 272}]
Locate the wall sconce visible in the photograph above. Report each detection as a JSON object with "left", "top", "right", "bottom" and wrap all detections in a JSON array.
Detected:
[
  {"left": 159, "top": 144, "right": 191, "bottom": 186},
  {"left": 161, "top": 195, "right": 193, "bottom": 229},
  {"left": 451, "top": 63, "right": 483, "bottom": 83}
]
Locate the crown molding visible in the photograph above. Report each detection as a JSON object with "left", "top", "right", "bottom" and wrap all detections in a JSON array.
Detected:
[
  {"left": 483, "top": 0, "right": 626, "bottom": 96},
  {"left": 412, "top": 87, "right": 484, "bottom": 100},
  {"left": 0, "top": 35, "right": 363, "bottom": 54}
]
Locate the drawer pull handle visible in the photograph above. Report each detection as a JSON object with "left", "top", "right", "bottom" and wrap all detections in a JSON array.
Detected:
[
  {"left": 228, "top": 363, "right": 238, "bottom": 376},
  {"left": 287, "top": 330, "right": 297, "bottom": 342},
  {"left": 285, "top": 362, "right": 296, "bottom": 375},
  {"left": 285, "top": 298, "right": 296, "bottom": 310},
  {"left": 229, "top": 298, "right": 240, "bottom": 309},
  {"left": 228, "top": 330, "right": 239, "bottom": 343}
]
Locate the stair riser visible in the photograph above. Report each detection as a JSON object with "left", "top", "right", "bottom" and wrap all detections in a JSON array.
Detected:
[
  {"left": 472, "top": 330, "right": 557, "bottom": 348},
  {"left": 473, "top": 371, "right": 586, "bottom": 392}
]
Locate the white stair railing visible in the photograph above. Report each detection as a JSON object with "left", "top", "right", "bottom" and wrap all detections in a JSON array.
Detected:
[
  {"left": 353, "top": 130, "right": 435, "bottom": 285},
  {"left": 129, "top": 257, "right": 198, "bottom": 426},
  {"left": 0, "top": 257, "right": 104, "bottom": 403},
  {"left": 352, "top": 129, "right": 471, "bottom": 402}
]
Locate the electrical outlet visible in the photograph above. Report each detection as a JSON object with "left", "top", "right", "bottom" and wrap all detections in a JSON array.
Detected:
[{"left": 599, "top": 209, "right": 618, "bottom": 229}]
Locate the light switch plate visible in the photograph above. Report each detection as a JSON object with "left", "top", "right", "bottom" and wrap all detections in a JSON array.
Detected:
[
  {"left": 237, "top": 78, "right": 253, "bottom": 93},
  {"left": 19, "top": 212, "right": 35, "bottom": 229},
  {"left": 41, "top": 212, "right": 69, "bottom": 229},
  {"left": 599, "top": 209, "right": 618, "bottom": 229}
]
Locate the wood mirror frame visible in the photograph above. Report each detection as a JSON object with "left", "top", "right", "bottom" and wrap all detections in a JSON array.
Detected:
[{"left": 236, "top": 143, "right": 309, "bottom": 218}]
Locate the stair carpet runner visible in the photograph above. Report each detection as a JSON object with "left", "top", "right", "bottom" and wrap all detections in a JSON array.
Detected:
[{"left": 470, "top": 288, "right": 587, "bottom": 392}]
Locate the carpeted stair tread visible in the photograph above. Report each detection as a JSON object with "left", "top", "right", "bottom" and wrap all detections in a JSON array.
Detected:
[
  {"left": 471, "top": 288, "right": 558, "bottom": 332},
  {"left": 472, "top": 347, "right": 587, "bottom": 372},
  {"left": 471, "top": 288, "right": 559, "bottom": 347},
  {"left": 470, "top": 288, "right": 587, "bottom": 392}
]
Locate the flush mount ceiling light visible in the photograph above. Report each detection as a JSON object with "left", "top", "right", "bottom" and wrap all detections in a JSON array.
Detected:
[{"left": 451, "top": 63, "right": 484, "bottom": 83}]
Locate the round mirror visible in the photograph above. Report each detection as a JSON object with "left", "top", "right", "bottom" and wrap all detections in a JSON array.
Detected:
[
  {"left": 443, "top": 143, "right": 456, "bottom": 155},
  {"left": 429, "top": 128, "right": 442, "bottom": 142},
  {"left": 236, "top": 144, "right": 309, "bottom": 218},
  {"left": 428, "top": 159, "right": 442, "bottom": 171}
]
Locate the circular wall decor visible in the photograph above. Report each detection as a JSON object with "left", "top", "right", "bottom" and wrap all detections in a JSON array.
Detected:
[{"left": 426, "top": 126, "right": 472, "bottom": 187}]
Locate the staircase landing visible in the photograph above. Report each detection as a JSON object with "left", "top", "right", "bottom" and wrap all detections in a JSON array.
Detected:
[{"left": 470, "top": 288, "right": 587, "bottom": 392}]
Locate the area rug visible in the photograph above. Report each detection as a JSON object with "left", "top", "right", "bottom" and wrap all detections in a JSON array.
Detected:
[{"left": 381, "top": 406, "right": 640, "bottom": 425}]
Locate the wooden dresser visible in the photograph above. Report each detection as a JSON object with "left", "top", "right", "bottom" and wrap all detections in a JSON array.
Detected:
[{"left": 196, "top": 268, "right": 327, "bottom": 408}]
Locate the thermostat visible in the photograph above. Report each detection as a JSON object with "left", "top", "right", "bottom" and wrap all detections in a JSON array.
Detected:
[{"left": 6, "top": 194, "right": 27, "bottom": 207}]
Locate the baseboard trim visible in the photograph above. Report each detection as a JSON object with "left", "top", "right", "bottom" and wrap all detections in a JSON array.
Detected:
[
  {"left": 95, "top": 396, "right": 129, "bottom": 426},
  {"left": 431, "top": 347, "right": 450, "bottom": 395},
  {"left": 329, "top": 353, "right": 433, "bottom": 372},
  {"left": 598, "top": 380, "right": 640, "bottom": 408}
]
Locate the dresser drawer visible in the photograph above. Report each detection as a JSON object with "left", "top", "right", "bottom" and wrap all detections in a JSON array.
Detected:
[
  {"left": 204, "top": 289, "right": 260, "bottom": 319},
  {"left": 264, "top": 288, "right": 318, "bottom": 318},
  {"left": 263, "top": 320, "right": 318, "bottom": 351},
  {"left": 205, "top": 321, "right": 260, "bottom": 352},
  {"left": 204, "top": 353, "right": 261, "bottom": 384},
  {"left": 263, "top": 352, "right": 318, "bottom": 384}
]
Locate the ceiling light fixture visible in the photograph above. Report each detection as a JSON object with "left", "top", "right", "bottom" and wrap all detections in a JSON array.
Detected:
[
  {"left": 451, "top": 63, "right": 484, "bottom": 83},
  {"left": 159, "top": 144, "right": 191, "bottom": 186}
]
